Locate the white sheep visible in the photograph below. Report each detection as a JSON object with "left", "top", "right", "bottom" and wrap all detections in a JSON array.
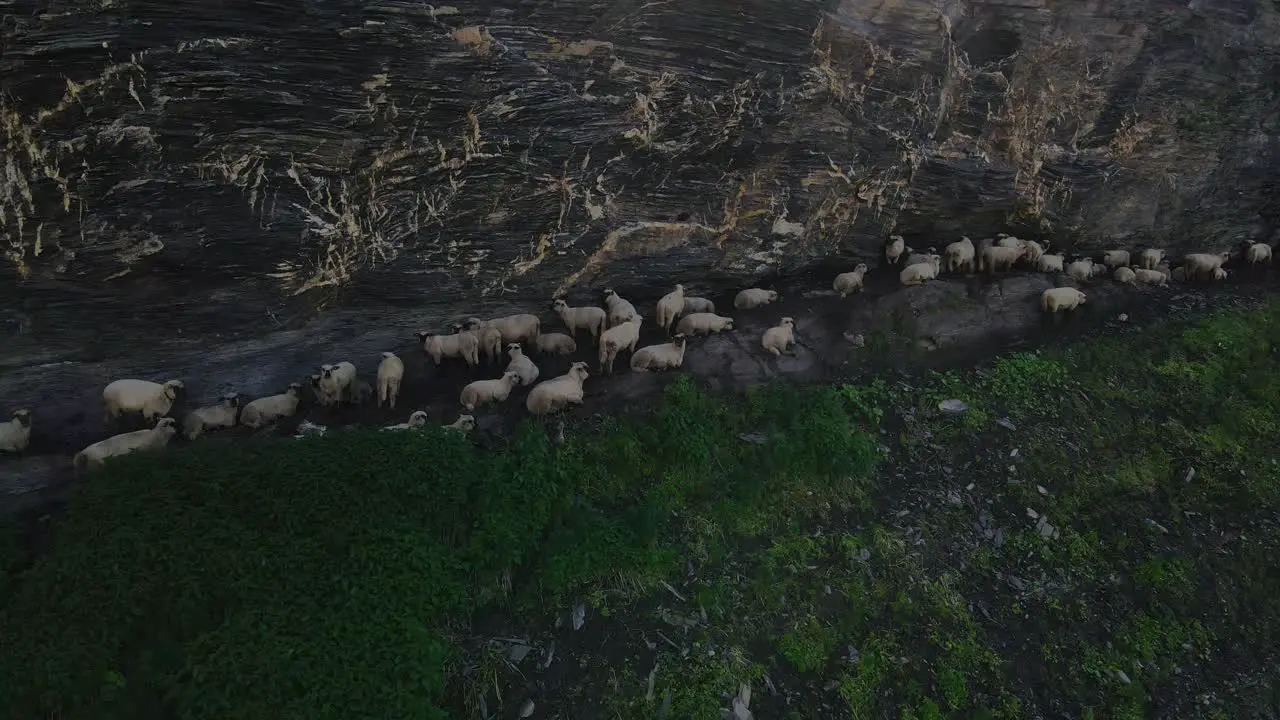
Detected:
[
  {"left": 598, "top": 317, "right": 643, "bottom": 373},
  {"left": 603, "top": 289, "right": 640, "bottom": 327},
  {"left": 376, "top": 352, "right": 405, "bottom": 409},
  {"left": 1133, "top": 268, "right": 1168, "bottom": 286},
  {"left": 980, "top": 245, "right": 1026, "bottom": 275},
  {"left": 1038, "top": 254, "right": 1065, "bottom": 273},
  {"left": 733, "top": 288, "right": 778, "bottom": 310},
  {"left": 1181, "top": 252, "right": 1231, "bottom": 282},
  {"left": 1021, "top": 240, "right": 1046, "bottom": 266},
  {"left": 885, "top": 234, "right": 905, "bottom": 265},
  {"left": 1138, "top": 248, "right": 1165, "bottom": 269},
  {"left": 1066, "top": 259, "right": 1096, "bottom": 283},
  {"left": 317, "top": 361, "right": 358, "bottom": 406},
  {"left": 383, "top": 410, "right": 429, "bottom": 431},
  {"left": 631, "top": 335, "right": 688, "bottom": 372},
  {"left": 655, "top": 284, "right": 686, "bottom": 334},
  {"left": 465, "top": 314, "right": 541, "bottom": 346},
  {"left": 1103, "top": 249, "right": 1131, "bottom": 269},
  {"left": 454, "top": 323, "right": 503, "bottom": 364},
  {"left": 903, "top": 247, "right": 939, "bottom": 267},
  {"left": 682, "top": 297, "right": 716, "bottom": 314},
  {"left": 833, "top": 264, "right": 869, "bottom": 297},
  {"left": 182, "top": 394, "right": 241, "bottom": 441},
  {"left": 996, "top": 234, "right": 1024, "bottom": 249},
  {"left": 900, "top": 256, "right": 941, "bottom": 286},
  {"left": 1213, "top": 267, "right": 1228, "bottom": 281},
  {"left": 762, "top": 317, "right": 796, "bottom": 357},
  {"left": 535, "top": 332, "right": 578, "bottom": 356},
  {"left": 1113, "top": 266, "right": 1137, "bottom": 285},
  {"left": 1248, "top": 243, "right": 1272, "bottom": 265},
  {"left": 526, "top": 361, "right": 590, "bottom": 415},
  {"left": 444, "top": 414, "right": 476, "bottom": 433},
  {"left": 1041, "top": 286, "right": 1087, "bottom": 314},
  {"left": 0, "top": 409, "right": 32, "bottom": 453},
  {"left": 504, "top": 343, "right": 540, "bottom": 386},
  {"left": 418, "top": 330, "right": 481, "bottom": 367},
  {"left": 459, "top": 371, "right": 521, "bottom": 411},
  {"left": 943, "top": 237, "right": 975, "bottom": 274},
  {"left": 74, "top": 417, "right": 178, "bottom": 473},
  {"left": 102, "top": 378, "right": 184, "bottom": 424},
  {"left": 552, "top": 299, "right": 607, "bottom": 342},
  {"left": 676, "top": 312, "right": 735, "bottom": 336},
  {"left": 240, "top": 383, "right": 305, "bottom": 428}
]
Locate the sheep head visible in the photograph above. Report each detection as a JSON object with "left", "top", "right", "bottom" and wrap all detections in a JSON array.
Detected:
[
  {"left": 673, "top": 283, "right": 684, "bottom": 292},
  {"left": 163, "top": 379, "right": 185, "bottom": 392},
  {"left": 463, "top": 318, "right": 483, "bottom": 330},
  {"left": 767, "top": 290, "right": 779, "bottom": 301},
  {"left": 154, "top": 417, "right": 177, "bottom": 430},
  {"left": 552, "top": 299, "right": 568, "bottom": 311},
  {"left": 288, "top": 383, "right": 304, "bottom": 394},
  {"left": 221, "top": 393, "right": 241, "bottom": 408},
  {"left": 780, "top": 317, "right": 795, "bottom": 327},
  {"left": 415, "top": 331, "right": 429, "bottom": 341},
  {"left": 308, "top": 374, "right": 322, "bottom": 388},
  {"left": 854, "top": 263, "right": 868, "bottom": 273},
  {"left": 454, "top": 415, "right": 476, "bottom": 431},
  {"left": 381, "top": 351, "right": 396, "bottom": 360},
  {"left": 408, "top": 411, "right": 429, "bottom": 427},
  {"left": 503, "top": 370, "right": 521, "bottom": 383},
  {"left": 12, "top": 409, "right": 31, "bottom": 427}
]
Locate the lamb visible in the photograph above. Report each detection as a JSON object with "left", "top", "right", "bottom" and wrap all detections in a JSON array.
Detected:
[
  {"left": 676, "top": 312, "right": 735, "bottom": 336},
  {"left": 980, "top": 245, "right": 1026, "bottom": 275},
  {"left": 376, "top": 352, "right": 405, "bottom": 409},
  {"left": 535, "top": 332, "right": 578, "bottom": 356},
  {"left": 1248, "top": 243, "right": 1272, "bottom": 265},
  {"left": 885, "top": 234, "right": 905, "bottom": 265},
  {"left": 1066, "top": 259, "right": 1096, "bottom": 283},
  {"left": 1038, "top": 254, "right": 1065, "bottom": 273},
  {"left": 74, "top": 417, "right": 178, "bottom": 473},
  {"left": 418, "top": 330, "right": 480, "bottom": 367},
  {"left": 900, "top": 256, "right": 941, "bottom": 286},
  {"left": 682, "top": 297, "right": 716, "bottom": 314},
  {"left": 317, "top": 361, "right": 358, "bottom": 406},
  {"left": 454, "top": 323, "right": 503, "bottom": 364},
  {"left": 1133, "top": 268, "right": 1168, "bottom": 286},
  {"left": 0, "top": 409, "right": 32, "bottom": 453},
  {"left": 603, "top": 289, "right": 639, "bottom": 327},
  {"left": 733, "top": 288, "right": 779, "bottom": 310},
  {"left": 1113, "top": 266, "right": 1137, "bottom": 285},
  {"left": 444, "top": 414, "right": 476, "bottom": 433},
  {"left": 383, "top": 410, "right": 429, "bottom": 431},
  {"left": 552, "top": 299, "right": 607, "bottom": 342},
  {"left": 465, "top": 314, "right": 541, "bottom": 346},
  {"left": 102, "top": 378, "right": 184, "bottom": 424},
  {"left": 630, "top": 335, "right": 688, "bottom": 372},
  {"left": 526, "top": 362, "right": 590, "bottom": 415},
  {"left": 1138, "top": 248, "right": 1165, "bottom": 269},
  {"left": 655, "top": 284, "right": 686, "bottom": 334},
  {"left": 459, "top": 370, "right": 521, "bottom": 412},
  {"left": 182, "top": 393, "right": 241, "bottom": 441},
  {"left": 1181, "top": 252, "right": 1231, "bottom": 282},
  {"left": 762, "top": 317, "right": 796, "bottom": 357},
  {"left": 943, "top": 237, "right": 975, "bottom": 274},
  {"left": 598, "top": 316, "right": 643, "bottom": 373},
  {"left": 1041, "top": 287, "right": 1087, "bottom": 314},
  {"left": 240, "top": 383, "right": 305, "bottom": 428},
  {"left": 504, "top": 343, "right": 540, "bottom": 386},
  {"left": 1103, "top": 249, "right": 1131, "bottom": 269},
  {"left": 833, "top": 264, "right": 869, "bottom": 297}
]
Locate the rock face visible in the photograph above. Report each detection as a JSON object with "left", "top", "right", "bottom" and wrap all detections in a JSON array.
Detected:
[{"left": 1, "top": 1, "right": 1278, "bottom": 374}]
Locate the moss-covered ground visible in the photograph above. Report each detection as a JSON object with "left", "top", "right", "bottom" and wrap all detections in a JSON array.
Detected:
[{"left": 2, "top": 299, "right": 1279, "bottom": 719}]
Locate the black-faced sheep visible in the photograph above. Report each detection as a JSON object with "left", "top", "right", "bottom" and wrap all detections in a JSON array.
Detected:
[
  {"left": 676, "top": 312, "right": 734, "bottom": 336},
  {"left": 526, "top": 361, "right": 590, "bottom": 415},
  {"left": 1248, "top": 243, "right": 1272, "bottom": 265},
  {"left": 1133, "top": 268, "right": 1168, "bottom": 286},
  {"left": 241, "top": 383, "right": 304, "bottom": 429},
  {"left": 833, "top": 264, "right": 869, "bottom": 297},
  {"left": 1041, "top": 287, "right": 1087, "bottom": 314},
  {"left": 1138, "top": 248, "right": 1164, "bottom": 269},
  {"left": 762, "top": 317, "right": 796, "bottom": 357},
  {"left": 1181, "top": 252, "right": 1231, "bottom": 282},
  {"left": 444, "top": 414, "right": 476, "bottom": 433},
  {"left": 899, "top": 255, "right": 941, "bottom": 286},
  {"left": 1103, "top": 249, "right": 1131, "bottom": 269},
  {"left": 465, "top": 314, "right": 541, "bottom": 346},
  {"left": 535, "top": 332, "right": 578, "bottom": 356},
  {"left": 453, "top": 323, "right": 503, "bottom": 364},
  {"left": 376, "top": 352, "right": 405, "bottom": 409},
  {"left": 103, "top": 378, "right": 184, "bottom": 424},
  {"left": 944, "top": 237, "right": 975, "bottom": 274},
  {"left": 460, "top": 370, "right": 522, "bottom": 412},
  {"left": 1113, "top": 266, "right": 1136, "bottom": 285},
  {"left": 504, "top": 343, "right": 540, "bottom": 386},
  {"left": 682, "top": 297, "right": 716, "bottom": 314},
  {"left": 885, "top": 235, "right": 905, "bottom": 265},
  {"left": 552, "top": 299, "right": 607, "bottom": 342},
  {"left": 599, "top": 316, "right": 643, "bottom": 374},
  {"left": 182, "top": 393, "right": 241, "bottom": 441},
  {"left": 602, "top": 289, "right": 640, "bottom": 327},
  {"left": 418, "top": 330, "right": 481, "bottom": 367},
  {"left": 631, "top": 335, "right": 687, "bottom": 372},
  {"left": 733, "top": 288, "right": 778, "bottom": 310},
  {"left": 0, "top": 409, "right": 32, "bottom": 453},
  {"left": 74, "top": 417, "right": 178, "bottom": 473},
  {"left": 1038, "top": 254, "right": 1065, "bottom": 273},
  {"left": 655, "top": 284, "right": 685, "bottom": 334},
  {"left": 383, "top": 410, "right": 429, "bottom": 431}
]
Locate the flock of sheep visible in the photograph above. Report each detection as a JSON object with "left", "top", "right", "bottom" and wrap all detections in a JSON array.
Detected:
[{"left": 0, "top": 232, "right": 1271, "bottom": 472}]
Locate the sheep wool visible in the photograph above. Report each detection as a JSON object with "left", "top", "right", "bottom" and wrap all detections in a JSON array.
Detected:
[
  {"left": 376, "top": 352, "right": 405, "bottom": 409},
  {"left": 526, "top": 362, "right": 590, "bottom": 415},
  {"left": 1103, "top": 249, "right": 1131, "bottom": 268},
  {"left": 654, "top": 283, "right": 686, "bottom": 334},
  {"left": 1041, "top": 287, "right": 1087, "bottom": 314},
  {"left": 631, "top": 336, "right": 688, "bottom": 372},
  {"left": 103, "top": 378, "right": 184, "bottom": 424},
  {"left": 74, "top": 417, "right": 178, "bottom": 473},
  {"left": 182, "top": 394, "right": 241, "bottom": 441},
  {"left": 1113, "top": 266, "right": 1137, "bottom": 285},
  {"left": 944, "top": 237, "right": 975, "bottom": 274},
  {"left": 1037, "top": 254, "right": 1065, "bottom": 273},
  {"left": 899, "top": 256, "right": 941, "bottom": 286},
  {"left": 552, "top": 299, "right": 608, "bottom": 342},
  {"left": 504, "top": 344, "right": 541, "bottom": 386},
  {"left": 465, "top": 314, "right": 541, "bottom": 346},
  {"left": 733, "top": 288, "right": 779, "bottom": 310},
  {"left": 885, "top": 235, "right": 905, "bottom": 265},
  {"left": 240, "top": 384, "right": 304, "bottom": 429},
  {"left": 762, "top": 317, "right": 796, "bottom": 357},
  {"left": 1133, "top": 268, "right": 1168, "bottom": 286},
  {"left": 459, "top": 371, "right": 522, "bottom": 412},
  {"left": 676, "top": 312, "right": 735, "bottom": 336},
  {"left": 454, "top": 323, "right": 504, "bottom": 364},
  {"left": 602, "top": 289, "right": 640, "bottom": 327},
  {"left": 535, "top": 332, "right": 578, "bottom": 356},
  {"left": 598, "top": 316, "right": 643, "bottom": 374},
  {"left": 418, "top": 330, "right": 481, "bottom": 367},
  {"left": 1138, "top": 248, "right": 1164, "bottom": 269},
  {"left": 1247, "top": 243, "right": 1272, "bottom": 265},
  {"left": 0, "top": 409, "right": 33, "bottom": 453},
  {"left": 682, "top": 297, "right": 716, "bottom": 315},
  {"left": 833, "top": 264, "right": 869, "bottom": 297}
]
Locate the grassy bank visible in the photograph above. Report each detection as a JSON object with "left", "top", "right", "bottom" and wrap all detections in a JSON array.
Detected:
[{"left": 3, "top": 299, "right": 1279, "bottom": 718}]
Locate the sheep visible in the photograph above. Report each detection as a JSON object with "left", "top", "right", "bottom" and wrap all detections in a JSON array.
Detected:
[
  {"left": 0, "top": 409, "right": 32, "bottom": 453},
  {"left": 1041, "top": 287, "right": 1087, "bottom": 314},
  {"left": 762, "top": 317, "right": 796, "bottom": 357},
  {"left": 453, "top": 322, "right": 503, "bottom": 364},
  {"left": 1138, "top": 248, "right": 1165, "bottom": 269},
  {"left": 383, "top": 410, "right": 429, "bottom": 431},
  {"left": 630, "top": 335, "right": 688, "bottom": 372},
  {"left": 182, "top": 393, "right": 241, "bottom": 441},
  {"left": 996, "top": 234, "right": 1024, "bottom": 249},
  {"left": 943, "top": 237, "right": 975, "bottom": 274},
  {"left": 980, "top": 245, "right": 1026, "bottom": 275},
  {"left": 734, "top": 288, "right": 778, "bottom": 310},
  {"left": 676, "top": 312, "right": 734, "bottom": 336},
  {"left": 526, "top": 361, "right": 590, "bottom": 415},
  {"left": 1103, "top": 249, "right": 1131, "bottom": 269},
  {"left": 682, "top": 297, "right": 716, "bottom": 314},
  {"left": 1248, "top": 243, "right": 1272, "bottom": 265},
  {"left": 459, "top": 370, "right": 521, "bottom": 412},
  {"left": 655, "top": 283, "right": 685, "bottom": 334},
  {"left": 1133, "top": 268, "right": 1168, "bottom": 286},
  {"left": 74, "top": 417, "right": 178, "bottom": 473},
  {"left": 418, "top": 330, "right": 480, "bottom": 367},
  {"left": 535, "top": 332, "right": 578, "bottom": 356},
  {"left": 376, "top": 352, "right": 405, "bottom": 409},
  {"left": 294, "top": 420, "right": 327, "bottom": 438},
  {"left": 833, "top": 264, "right": 869, "bottom": 297},
  {"left": 1021, "top": 240, "right": 1046, "bottom": 266},
  {"left": 598, "top": 316, "right": 643, "bottom": 374},
  {"left": 903, "top": 246, "right": 938, "bottom": 267},
  {"left": 504, "top": 343, "right": 540, "bottom": 386},
  {"left": 1113, "top": 266, "right": 1137, "bottom": 285},
  {"left": 465, "top": 314, "right": 541, "bottom": 346},
  {"left": 900, "top": 255, "right": 941, "bottom": 286},
  {"left": 1038, "top": 254, "right": 1065, "bottom": 273},
  {"left": 444, "top": 414, "right": 476, "bottom": 433},
  {"left": 1066, "top": 259, "right": 1096, "bottom": 283},
  {"left": 552, "top": 299, "right": 607, "bottom": 342},
  {"left": 1213, "top": 267, "right": 1228, "bottom": 281},
  {"left": 885, "top": 234, "right": 905, "bottom": 265},
  {"left": 1181, "top": 252, "right": 1231, "bottom": 282},
  {"left": 603, "top": 289, "right": 639, "bottom": 327},
  {"left": 102, "top": 378, "right": 184, "bottom": 424},
  {"left": 240, "top": 383, "right": 304, "bottom": 429},
  {"left": 317, "top": 361, "right": 358, "bottom": 406}
]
